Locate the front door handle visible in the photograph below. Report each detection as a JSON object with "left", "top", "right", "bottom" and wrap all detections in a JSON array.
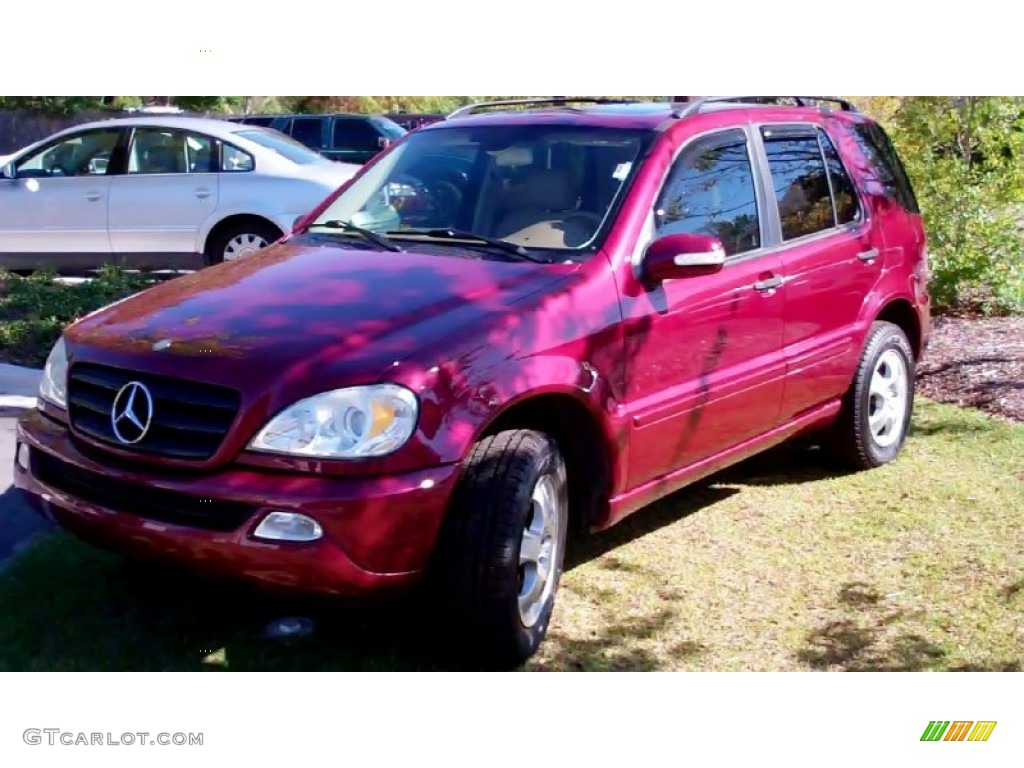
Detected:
[
  {"left": 858, "top": 248, "right": 879, "bottom": 263},
  {"left": 753, "top": 275, "right": 783, "bottom": 293}
]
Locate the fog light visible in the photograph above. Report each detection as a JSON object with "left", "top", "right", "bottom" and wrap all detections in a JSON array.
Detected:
[
  {"left": 16, "top": 443, "right": 30, "bottom": 472},
  {"left": 253, "top": 511, "right": 323, "bottom": 542}
]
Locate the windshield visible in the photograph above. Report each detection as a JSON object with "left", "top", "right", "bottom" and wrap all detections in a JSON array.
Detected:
[
  {"left": 236, "top": 128, "right": 330, "bottom": 165},
  {"left": 376, "top": 118, "right": 408, "bottom": 140},
  {"left": 307, "top": 123, "right": 652, "bottom": 254}
]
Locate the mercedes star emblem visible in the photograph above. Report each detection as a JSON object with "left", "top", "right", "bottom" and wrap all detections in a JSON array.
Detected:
[{"left": 110, "top": 381, "right": 154, "bottom": 445}]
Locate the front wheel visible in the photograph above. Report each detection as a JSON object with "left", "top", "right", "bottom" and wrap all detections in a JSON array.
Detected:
[
  {"left": 827, "top": 321, "right": 915, "bottom": 469},
  {"left": 431, "top": 430, "right": 568, "bottom": 669}
]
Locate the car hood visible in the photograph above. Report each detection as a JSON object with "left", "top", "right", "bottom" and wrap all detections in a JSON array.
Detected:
[{"left": 66, "top": 237, "right": 572, "bottom": 403}]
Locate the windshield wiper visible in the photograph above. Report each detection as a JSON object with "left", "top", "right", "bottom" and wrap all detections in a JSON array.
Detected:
[
  {"left": 309, "top": 219, "right": 403, "bottom": 252},
  {"left": 388, "top": 228, "right": 549, "bottom": 263}
]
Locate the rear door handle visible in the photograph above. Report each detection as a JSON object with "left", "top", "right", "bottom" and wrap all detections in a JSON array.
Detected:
[
  {"left": 753, "top": 276, "right": 783, "bottom": 293},
  {"left": 195, "top": 188, "right": 212, "bottom": 199},
  {"left": 858, "top": 248, "right": 879, "bottom": 263},
  {"left": 85, "top": 192, "right": 102, "bottom": 202}
]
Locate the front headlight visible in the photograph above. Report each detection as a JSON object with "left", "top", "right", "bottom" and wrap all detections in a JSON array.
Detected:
[
  {"left": 38, "top": 337, "right": 68, "bottom": 409},
  {"left": 248, "top": 384, "right": 419, "bottom": 459}
]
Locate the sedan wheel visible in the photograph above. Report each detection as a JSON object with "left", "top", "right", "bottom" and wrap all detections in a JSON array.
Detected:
[{"left": 223, "top": 232, "right": 270, "bottom": 261}]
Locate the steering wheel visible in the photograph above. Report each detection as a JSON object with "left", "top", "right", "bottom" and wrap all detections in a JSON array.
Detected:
[{"left": 391, "top": 173, "right": 464, "bottom": 226}]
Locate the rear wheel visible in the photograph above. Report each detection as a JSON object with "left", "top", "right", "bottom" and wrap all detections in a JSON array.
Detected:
[
  {"left": 827, "top": 321, "right": 915, "bottom": 469},
  {"left": 431, "top": 430, "right": 568, "bottom": 669},
  {"left": 205, "top": 220, "right": 281, "bottom": 266}
]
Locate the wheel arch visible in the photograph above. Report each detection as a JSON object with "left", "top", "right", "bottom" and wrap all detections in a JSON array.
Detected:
[
  {"left": 474, "top": 388, "right": 619, "bottom": 533},
  {"left": 873, "top": 297, "right": 922, "bottom": 361},
  {"left": 200, "top": 213, "right": 284, "bottom": 258}
]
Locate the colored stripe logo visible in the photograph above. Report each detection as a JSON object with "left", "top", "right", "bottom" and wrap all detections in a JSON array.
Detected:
[{"left": 921, "top": 721, "right": 997, "bottom": 742}]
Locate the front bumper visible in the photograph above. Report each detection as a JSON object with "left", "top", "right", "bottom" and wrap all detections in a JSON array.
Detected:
[{"left": 13, "top": 410, "right": 458, "bottom": 596}]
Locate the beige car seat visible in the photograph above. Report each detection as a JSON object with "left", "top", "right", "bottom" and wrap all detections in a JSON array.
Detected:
[{"left": 493, "top": 168, "right": 602, "bottom": 248}]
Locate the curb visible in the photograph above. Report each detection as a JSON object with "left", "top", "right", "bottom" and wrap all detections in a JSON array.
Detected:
[{"left": 0, "top": 363, "right": 41, "bottom": 413}]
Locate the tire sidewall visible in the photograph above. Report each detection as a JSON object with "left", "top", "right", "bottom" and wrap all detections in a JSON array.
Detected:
[
  {"left": 205, "top": 222, "right": 280, "bottom": 266},
  {"left": 504, "top": 440, "right": 569, "bottom": 660},
  {"left": 856, "top": 326, "right": 915, "bottom": 466}
]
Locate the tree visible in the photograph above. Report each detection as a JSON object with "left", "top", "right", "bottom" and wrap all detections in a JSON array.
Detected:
[
  {"left": 891, "top": 97, "right": 1024, "bottom": 314},
  {"left": 0, "top": 97, "right": 107, "bottom": 116}
]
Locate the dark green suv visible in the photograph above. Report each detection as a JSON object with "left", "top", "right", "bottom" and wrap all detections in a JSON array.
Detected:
[{"left": 227, "top": 113, "right": 407, "bottom": 164}]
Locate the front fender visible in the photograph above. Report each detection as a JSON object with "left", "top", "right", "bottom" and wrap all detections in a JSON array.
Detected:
[{"left": 395, "top": 353, "right": 629, "bottom": 489}]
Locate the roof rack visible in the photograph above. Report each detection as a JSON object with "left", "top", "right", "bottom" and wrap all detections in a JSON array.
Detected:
[
  {"left": 446, "top": 97, "right": 638, "bottom": 120},
  {"left": 672, "top": 96, "right": 857, "bottom": 118}
]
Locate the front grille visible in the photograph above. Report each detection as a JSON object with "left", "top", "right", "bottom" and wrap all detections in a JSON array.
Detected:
[
  {"left": 67, "top": 362, "right": 240, "bottom": 460},
  {"left": 32, "top": 450, "right": 255, "bottom": 532}
]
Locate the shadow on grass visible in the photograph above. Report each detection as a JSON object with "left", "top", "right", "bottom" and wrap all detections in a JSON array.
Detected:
[
  {"left": 0, "top": 532, "right": 470, "bottom": 671},
  {"left": 0, "top": 440, "right": 859, "bottom": 672},
  {"left": 797, "top": 582, "right": 1021, "bottom": 672}
]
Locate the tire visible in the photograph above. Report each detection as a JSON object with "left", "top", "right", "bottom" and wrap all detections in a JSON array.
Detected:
[
  {"left": 431, "top": 430, "right": 569, "bottom": 669},
  {"left": 204, "top": 219, "right": 282, "bottom": 266},
  {"left": 827, "top": 321, "right": 915, "bottom": 470}
]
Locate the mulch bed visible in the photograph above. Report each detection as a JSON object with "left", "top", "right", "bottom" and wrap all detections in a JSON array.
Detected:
[{"left": 917, "top": 315, "right": 1024, "bottom": 423}]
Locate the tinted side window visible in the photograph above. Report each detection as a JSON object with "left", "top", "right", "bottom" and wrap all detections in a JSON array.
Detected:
[
  {"left": 818, "top": 130, "right": 860, "bottom": 225},
  {"left": 761, "top": 130, "right": 833, "bottom": 241},
  {"left": 290, "top": 118, "right": 323, "bottom": 149},
  {"left": 850, "top": 122, "right": 919, "bottom": 213},
  {"left": 332, "top": 119, "right": 381, "bottom": 151},
  {"left": 655, "top": 130, "right": 760, "bottom": 256}
]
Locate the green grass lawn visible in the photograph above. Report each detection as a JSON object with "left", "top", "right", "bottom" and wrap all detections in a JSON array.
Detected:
[{"left": 0, "top": 399, "right": 1021, "bottom": 671}]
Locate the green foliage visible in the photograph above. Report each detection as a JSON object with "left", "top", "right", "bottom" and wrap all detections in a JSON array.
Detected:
[
  {"left": 0, "top": 268, "right": 154, "bottom": 367},
  {"left": 170, "top": 96, "right": 244, "bottom": 113},
  {"left": 0, "top": 97, "right": 107, "bottom": 116},
  {"left": 890, "top": 97, "right": 1024, "bottom": 315}
]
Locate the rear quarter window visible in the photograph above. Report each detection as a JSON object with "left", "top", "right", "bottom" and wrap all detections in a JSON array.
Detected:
[{"left": 847, "top": 120, "right": 920, "bottom": 214}]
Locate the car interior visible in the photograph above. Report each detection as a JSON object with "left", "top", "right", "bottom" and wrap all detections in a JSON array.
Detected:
[{"left": 353, "top": 129, "right": 646, "bottom": 251}]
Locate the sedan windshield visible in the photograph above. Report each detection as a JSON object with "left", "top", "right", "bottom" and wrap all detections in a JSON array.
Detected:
[{"left": 307, "top": 123, "right": 652, "bottom": 255}]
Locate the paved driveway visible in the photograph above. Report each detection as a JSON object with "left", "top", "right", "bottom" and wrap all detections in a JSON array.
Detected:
[
  {"left": 0, "top": 414, "right": 52, "bottom": 568},
  {"left": 0, "top": 364, "right": 52, "bottom": 568}
]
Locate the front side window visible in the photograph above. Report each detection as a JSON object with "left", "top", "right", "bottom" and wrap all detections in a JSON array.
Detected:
[
  {"left": 15, "top": 129, "right": 121, "bottom": 178},
  {"left": 307, "top": 124, "right": 652, "bottom": 257},
  {"left": 655, "top": 129, "right": 761, "bottom": 256},
  {"left": 761, "top": 129, "right": 834, "bottom": 241}
]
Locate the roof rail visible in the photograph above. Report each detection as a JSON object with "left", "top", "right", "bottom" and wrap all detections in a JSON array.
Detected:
[
  {"left": 672, "top": 96, "right": 857, "bottom": 118},
  {"left": 447, "top": 97, "right": 638, "bottom": 120}
]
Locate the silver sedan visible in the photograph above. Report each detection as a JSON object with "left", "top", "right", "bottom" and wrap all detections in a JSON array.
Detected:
[{"left": 0, "top": 116, "right": 360, "bottom": 272}]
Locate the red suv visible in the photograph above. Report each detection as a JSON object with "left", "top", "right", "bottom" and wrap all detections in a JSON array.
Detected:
[{"left": 14, "top": 97, "right": 931, "bottom": 668}]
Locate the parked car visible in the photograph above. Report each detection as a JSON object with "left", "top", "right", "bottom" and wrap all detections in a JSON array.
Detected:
[
  {"left": 0, "top": 116, "right": 359, "bottom": 272},
  {"left": 14, "top": 97, "right": 931, "bottom": 669},
  {"left": 226, "top": 113, "right": 407, "bottom": 165}
]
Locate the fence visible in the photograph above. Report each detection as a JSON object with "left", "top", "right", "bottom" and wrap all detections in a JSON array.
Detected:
[{"left": 0, "top": 110, "right": 116, "bottom": 154}]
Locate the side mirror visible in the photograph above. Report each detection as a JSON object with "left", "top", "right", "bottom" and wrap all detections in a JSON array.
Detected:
[
  {"left": 377, "top": 136, "right": 391, "bottom": 150},
  {"left": 1, "top": 162, "right": 15, "bottom": 180},
  {"left": 642, "top": 233, "right": 726, "bottom": 283}
]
